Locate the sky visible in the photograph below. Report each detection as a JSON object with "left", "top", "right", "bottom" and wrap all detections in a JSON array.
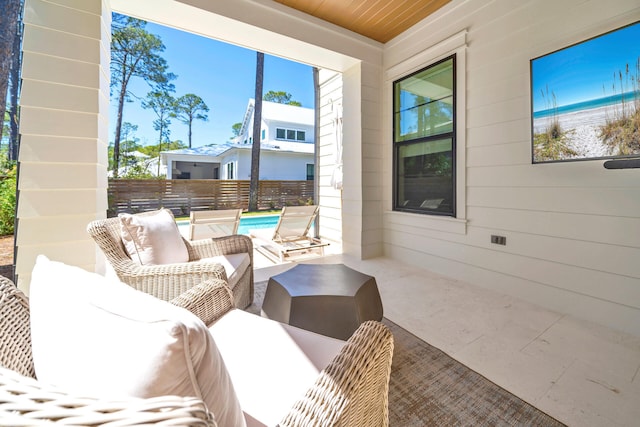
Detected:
[
  {"left": 531, "top": 21, "right": 640, "bottom": 112},
  {"left": 109, "top": 16, "right": 315, "bottom": 148}
]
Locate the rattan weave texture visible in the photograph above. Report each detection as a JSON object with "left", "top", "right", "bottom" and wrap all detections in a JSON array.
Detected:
[
  {"left": 0, "top": 276, "right": 217, "bottom": 426},
  {"left": 87, "top": 212, "right": 254, "bottom": 315}
]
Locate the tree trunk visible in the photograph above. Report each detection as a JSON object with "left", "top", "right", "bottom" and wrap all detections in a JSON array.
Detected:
[
  {"left": 248, "top": 52, "right": 264, "bottom": 212},
  {"left": 8, "top": 1, "right": 23, "bottom": 161},
  {"left": 0, "top": 0, "right": 22, "bottom": 147},
  {"left": 188, "top": 117, "right": 193, "bottom": 148},
  {"left": 157, "top": 123, "right": 163, "bottom": 177},
  {"left": 113, "top": 73, "right": 128, "bottom": 177}
]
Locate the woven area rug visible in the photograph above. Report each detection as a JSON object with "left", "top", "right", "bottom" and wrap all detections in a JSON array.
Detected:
[{"left": 248, "top": 280, "right": 565, "bottom": 426}]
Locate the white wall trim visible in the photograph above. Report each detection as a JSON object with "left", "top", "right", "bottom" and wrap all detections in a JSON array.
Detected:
[
  {"left": 385, "top": 30, "right": 467, "bottom": 79},
  {"left": 384, "top": 30, "right": 468, "bottom": 235}
]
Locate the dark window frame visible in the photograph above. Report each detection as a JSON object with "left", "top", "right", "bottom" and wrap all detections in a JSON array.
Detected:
[
  {"left": 392, "top": 54, "right": 457, "bottom": 217},
  {"left": 276, "top": 127, "right": 307, "bottom": 142}
]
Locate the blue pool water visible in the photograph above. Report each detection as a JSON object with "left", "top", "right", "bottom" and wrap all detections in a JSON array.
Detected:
[
  {"left": 177, "top": 214, "right": 279, "bottom": 236},
  {"left": 237, "top": 215, "right": 279, "bottom": 235}
]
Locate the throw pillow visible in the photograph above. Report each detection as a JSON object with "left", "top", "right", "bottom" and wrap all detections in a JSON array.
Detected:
[
  {"left": 119, "top": 208, "right": 189, "bottom": 265},
  {"left": 29, "top": 255, "right": 246, "bottom": 427}
]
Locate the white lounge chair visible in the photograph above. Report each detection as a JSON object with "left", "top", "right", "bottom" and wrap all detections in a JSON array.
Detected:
[
  {"left": 189, "top": 209, "right": 242, "bottom": 240},
  {"left": 250, "top": 205, "right": 329, "bottom": 263}
]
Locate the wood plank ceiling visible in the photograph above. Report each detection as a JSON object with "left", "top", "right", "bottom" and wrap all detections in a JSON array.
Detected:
[{"left": 272, "top": 0, "right": 452, "bottom": 43}]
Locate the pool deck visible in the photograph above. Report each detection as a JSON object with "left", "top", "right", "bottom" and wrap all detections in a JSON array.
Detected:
[{"left": 177, "top": 221, "right": 340, "bottom": 268}]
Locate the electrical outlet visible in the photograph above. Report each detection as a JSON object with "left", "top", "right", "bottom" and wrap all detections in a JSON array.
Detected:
[{"left": 491, "top": 235, "right": 506, "bottom": 245}]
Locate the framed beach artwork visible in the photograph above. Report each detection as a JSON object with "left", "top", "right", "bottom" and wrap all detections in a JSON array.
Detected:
[{"left": 530, "top": 20, "right": 640, "bottom": 163}]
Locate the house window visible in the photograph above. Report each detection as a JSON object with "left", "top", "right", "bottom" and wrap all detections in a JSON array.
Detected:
[
  {"left": 393, "top": 55, "right": 455, "bottom": 216},
  {"left": 306, "top": 164, "right": 314, "bottom": 180},
  {"left": 226, "top": 162, "right": 234, "bottom": 179},
  {"left": 276, "top": 127, "right": 306, "bottom": 142},
  {"left": 261, "top": 129, "right": 266, "bottom": 140}
]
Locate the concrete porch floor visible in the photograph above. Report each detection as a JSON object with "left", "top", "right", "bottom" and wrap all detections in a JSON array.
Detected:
[{"left": 253, "top": 251, "right": 640, "bottom": 427}]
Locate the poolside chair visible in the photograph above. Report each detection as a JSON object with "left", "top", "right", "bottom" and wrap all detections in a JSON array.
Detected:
[
  {"left": 189, "top": 208, "right": 242, "bottom": 240},
  {"left": 250, "top": 205, "right": 329, "bottom": 263}
]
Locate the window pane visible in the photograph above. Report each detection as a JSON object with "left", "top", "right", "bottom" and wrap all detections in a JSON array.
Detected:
[
  {"left": 297, "top": 131, "right": 305, "bottom": 141},
  {"left": 276, "top": 128, "right": 285, "bottom": 139},
  {"left": 394, "top": 58, "right": 454, "bottom": 142},
  {"left": 287, "top": 129, "right": 296, "bottom": 140},
  {"left": 306, "top": 164, "right": 314, "bottom": 180},
  {"left": 396, "top": 138, "right": 453, "bottom": 214}
]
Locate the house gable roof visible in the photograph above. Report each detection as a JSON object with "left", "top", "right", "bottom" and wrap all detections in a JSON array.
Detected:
[
  {"left": 161, "top": 141, "right": 314, "bottom": 160},
  {"left": 239, "top": 100, "right": 314, "bottom": 137}
]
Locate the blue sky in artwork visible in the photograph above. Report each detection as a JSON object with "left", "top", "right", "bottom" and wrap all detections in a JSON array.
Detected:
[
  {"left": 531, "top": 21, "right": 640, "bottom": 112},
  {"left": 109, "top": 17, "right": 314, "bottom": 148}
]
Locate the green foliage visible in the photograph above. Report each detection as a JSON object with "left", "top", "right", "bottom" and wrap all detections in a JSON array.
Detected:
[
  {"left": 138, "top": 140, "right": 187, "bottom": 158},
  {"left": 175, "top": 93, "right": 209, "bottom": 148},
  {"left": 599, "top": 110, "right": 640, "bottom": 155},
  {"left": 231, "top": 122, "right": 242, "bottom": 138},
  {"left": 0, "top": 164, "right": 17, "bottom": 236},
  {"left": 263, "top": 90, "right": 302, "bottom": 106},
  {"left": 599, "top": 59, "right": 640, "bottom": 156},
  {"left": 142, "top": 88, "right": 176, "bottom": 142},
  {"left": 533, "top": 86, "right": 579, "bottom": 161},
  {"left": 110, "top": 13, "right": 175, "bottom": 176},
  {"left": 120, "top": 163, "right": 155, "bottom": 179},
  {"left": 533, "top": 129, "right": 578, "bottom": 161}
]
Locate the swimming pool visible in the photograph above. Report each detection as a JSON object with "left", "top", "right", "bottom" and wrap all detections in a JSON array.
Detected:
[
  {"left": 177, "top": 214, "right": 279, "bottom": 236},
  {"left": 237, "top": 214, "right": 279, "bottom": 235}
]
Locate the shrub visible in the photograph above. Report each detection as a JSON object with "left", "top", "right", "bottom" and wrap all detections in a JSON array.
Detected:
[{"left": 0, "top": 165, "right": 17, "bottom": 236}]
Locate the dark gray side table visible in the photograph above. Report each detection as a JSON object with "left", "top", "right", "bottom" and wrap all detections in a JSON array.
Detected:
[{"left": 262, "top": 263, "right": 383, "bottom": 340}]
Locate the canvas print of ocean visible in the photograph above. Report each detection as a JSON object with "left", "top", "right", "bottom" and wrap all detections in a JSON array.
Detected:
[{"left": 531, "top": 21, "right": 640, "bottom": 163}]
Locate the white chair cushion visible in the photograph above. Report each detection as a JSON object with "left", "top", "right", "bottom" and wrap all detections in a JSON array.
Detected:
[
  {"left": 119, "top": 208, "right": 189, "bottom": 265},
  {"left": 209, "top": 309, "right": 346, "bottom": 427},
  {"left": 200, "top": 253, "right": 250, "bottom": 288},
  {"left": 30, "top": 256, "right": 246, "bottom": 427}
]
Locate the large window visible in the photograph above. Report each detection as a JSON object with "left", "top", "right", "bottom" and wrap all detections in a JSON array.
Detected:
[
  {"left": 226, "top": 162, "right": 234, "bottom": 179},
  {"left": 276, "top": 127, "right": 306, "bottom": 141},
  {"left": 393, "top": 55, "right": 455, "bottom": 216}
]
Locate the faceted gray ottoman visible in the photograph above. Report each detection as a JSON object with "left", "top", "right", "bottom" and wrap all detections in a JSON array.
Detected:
[{"left": 261, "top": 263, "right": 383, "bottom": 340}]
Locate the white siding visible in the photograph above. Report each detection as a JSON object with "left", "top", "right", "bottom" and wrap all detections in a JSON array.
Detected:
[
  {"left": 318, "top": 70, "right": 344, "bottom": 244},
  {"left": 258, "top": 152, "right": 314, "bottom": 181},
  {"left": 382, "top": 0, "right": 640, "bottom": 335},
  {"left": 17, "top": 0, "right": 110, "bottom": 291}
]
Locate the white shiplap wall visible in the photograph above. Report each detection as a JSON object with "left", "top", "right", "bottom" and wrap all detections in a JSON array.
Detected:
[
  {"left": 17, "top": 0, "right": 110, "bottom": 291},
  {"left": 317, "top": 70, "right": 344, "bottom": 244},
  {"left": 381, "top": 0, "right": 640, "bottom": 335}
]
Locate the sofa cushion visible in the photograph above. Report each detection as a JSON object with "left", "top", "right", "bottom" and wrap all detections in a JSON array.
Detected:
[
  {"left": 29, "top": 256, "right": 246, "bottom": 427},
  {"left": 209, "top": 309, "right": 346, "bottom": 427},
  {"left": 200, "top": 253, "right": 250, "bottom": 288},
  {"left": 119, "top": 208, "right": 189, "bottom": 265}
]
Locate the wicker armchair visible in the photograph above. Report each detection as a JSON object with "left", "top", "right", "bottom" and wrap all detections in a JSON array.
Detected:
[
  {"left": 87, "top": 212, "right": 254, "bottom": 313},
  {"left": 197, "top": 278, "right": 395, "bottom": 427},
  {"left": 0, "top": 275, "right": 217, "bottom": 426}
]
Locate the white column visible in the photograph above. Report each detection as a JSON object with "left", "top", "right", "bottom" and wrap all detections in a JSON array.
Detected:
[
  {"left": 317, "top": 69, "right": 343, "bottom": 246},
  {"left": 340, "top": 61, "right": 384, "bottom": 259},
  {"left": 17, "top": 0, "right": 110, "bottom": 291}
]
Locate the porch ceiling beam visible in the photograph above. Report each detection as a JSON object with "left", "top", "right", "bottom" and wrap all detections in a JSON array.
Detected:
[{"left": 110, "top": 0, "right": 383, "bottom": 72}]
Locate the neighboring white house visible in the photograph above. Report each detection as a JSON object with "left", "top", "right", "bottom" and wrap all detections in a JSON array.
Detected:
[{"left": 160, "top": 100, "right": 315, "bottom": 180}]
